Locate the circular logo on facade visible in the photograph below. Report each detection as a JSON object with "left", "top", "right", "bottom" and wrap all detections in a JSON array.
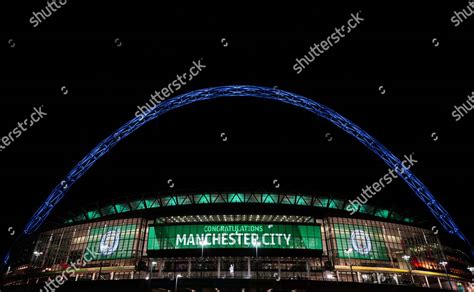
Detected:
[
  {"left": 351, "top": 230, "right": 372, "bottom": 255},
  {"left": 100, "top": 229, "right": 120, "bottom": 256}
]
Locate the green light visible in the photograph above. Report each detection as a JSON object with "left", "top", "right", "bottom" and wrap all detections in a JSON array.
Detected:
[
  {"left": 148, "top": 223, "right": 323, "bottom": 251},
  {"left": 196, "top": 194, "right": 211, "bottom": 204},
  {"left": 262, "top": 194, "right": 278, "bottom": 204},
  {"left": 162, "top": 196, "right": 178, "bottom": 207},
  {"left": 375, "top": 209, "right": 390, "bottom": 219},
  {"left": 145, "top": 199, "right": 159, "bottom": 208},
  {"left": 66, "top": 193, "right": 416, "bottom": 225},
  {"left": 87, "top": 210, "right": 101, "bottom": 219},
  {"left": 114, "top": 203, "right": 130, "bottom": 213},
  {"left": 295, "top": 195, "right": 311, "bottom": 206},
  {"left": 229, "top": 193, "right": 244, "bottom": 203}
]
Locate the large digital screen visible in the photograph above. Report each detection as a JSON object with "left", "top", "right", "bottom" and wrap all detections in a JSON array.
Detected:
[
  {"left": 148, "top": 224, "right": 323, "bottom": 251},
  {"left": 333, "top": 223, "right": 389, "bottom": 261},
  {"left": 86, "top": 224, "right": 137, "bottom": 260}
]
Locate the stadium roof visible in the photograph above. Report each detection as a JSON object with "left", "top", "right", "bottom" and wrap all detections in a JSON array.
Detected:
[{"left": 59, "top": 192, "right": 418, "bottom": 226}]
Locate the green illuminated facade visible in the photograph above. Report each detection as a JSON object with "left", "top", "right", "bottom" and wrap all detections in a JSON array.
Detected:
[{"left": 9, "top": 191, "right": 470, "bottom": 291}]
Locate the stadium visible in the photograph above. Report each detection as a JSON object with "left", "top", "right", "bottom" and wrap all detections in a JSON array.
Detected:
[
  {"left": 2, "top": 191, "right": 473, "bottom": 291},
  {"left": 1, "top": 86, "right": 473, "bottom": 291}
]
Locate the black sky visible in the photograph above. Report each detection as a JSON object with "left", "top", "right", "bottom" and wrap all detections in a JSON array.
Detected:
[{"left": 0, "top": 2, "right": 473, "bottom": 260}]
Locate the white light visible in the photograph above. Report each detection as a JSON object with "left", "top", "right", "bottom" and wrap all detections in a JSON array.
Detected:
[
  {"left": 152, "top": 261, "right": 157, "bottom": 266},
  {"left": 439, "top": 261, "right": 448, "bottom": 266},
  {"left": 177, "top": 274, "right": 183, "bottom": 278},
  {"left": 326, "top": 274, "right": 334, "bottom": 279},
  {"left": 145, "top": 276, "right": 150, "bottom": 280},
  {"left": 402, "top": 255, "right": 411, "bottom": 261}
]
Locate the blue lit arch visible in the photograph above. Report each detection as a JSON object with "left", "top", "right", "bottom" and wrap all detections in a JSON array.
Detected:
[{"left": 8, "top": 85, "right": 472, "bottom": 263}]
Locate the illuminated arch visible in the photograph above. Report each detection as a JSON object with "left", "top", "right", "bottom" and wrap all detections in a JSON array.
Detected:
[{"left": 12, "top": 85, "right": 473, "bottom": 261}]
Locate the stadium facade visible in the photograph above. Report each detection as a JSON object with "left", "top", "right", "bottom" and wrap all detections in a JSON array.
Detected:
[{"left": 2, "top": 192, "right": 472, "bottom": 291}]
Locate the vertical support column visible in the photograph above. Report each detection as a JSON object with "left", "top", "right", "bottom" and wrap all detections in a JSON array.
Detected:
[
  {"left": 424, "top": 276, "right": 430, "bottom": 288},
  {"left": 42, "top": 233, "right": 54, "bottom": 267},
  {"left": 306, "top": 260, "right": 310, "bottom": 279},
  {"left": 65, "top": 229, "right": 76, "bottom": 264},
  {"left": 382, "top": 225, "right": 395, "bottom": 268},
  {"left": 92, "top": 273, "right": 96, "bottom": 280},
  {"left": 52, "top": 231, "right": 64, "bottom": 265},
  {"left": 376, "top": 273, "right": 381, "bottom": 284},
  {"left": 217, "top": 257, "right": 221, "bottom": 278},
  {"left": 437, "top": 277, "right": 443, "bottom": 289},
  {"left": 247, "top": 257, "right": 251, "bottom": 278},
  {"left": 278, "top": 258, "right": 281, "bottom": 279},
  {"left": 357, "top": 272, "right": 362, "bottom": 283},
  {"left": 159, "top": 260, "right": 164, "bottom": 278},
  {"left": 187, "top": 258, "right": 191, "bottom": 278}
]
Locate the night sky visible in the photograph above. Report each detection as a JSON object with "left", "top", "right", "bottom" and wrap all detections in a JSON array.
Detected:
[{"left": 0, "top": 3, "right": 473, "bottom": 261}]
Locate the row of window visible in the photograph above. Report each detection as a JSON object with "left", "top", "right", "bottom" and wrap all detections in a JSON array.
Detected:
[
  {"left": 325, "top": 217, "right": 447, "bottom": 273},
  {"left": 31, "top": 216, "right": 448, "bottom": 274}
]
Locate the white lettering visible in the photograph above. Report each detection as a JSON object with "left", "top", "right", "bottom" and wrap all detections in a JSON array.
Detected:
[
  {"left": 236, "top": 233, "right": 243, "bottom": 245},
  {"left": 229, "top": 233, "right": 236, "bottom": 245},
  {"left": 251, "top": 233, "right": 259, "bottom": 245},
  {"left": 213, "top": 233, "right": 220, "bottom": 245},
  {"left": 187, "top": 234, "right": 195, "bottom": 246},
  {"left": 244, "top": 233, "right": 250, "bottom": 246},
  {"left": 176, "top": 234, "right": 187, "bottom": 246},
  {"left": 276, "top": 234, "right": 283, "bottom": 245}
]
